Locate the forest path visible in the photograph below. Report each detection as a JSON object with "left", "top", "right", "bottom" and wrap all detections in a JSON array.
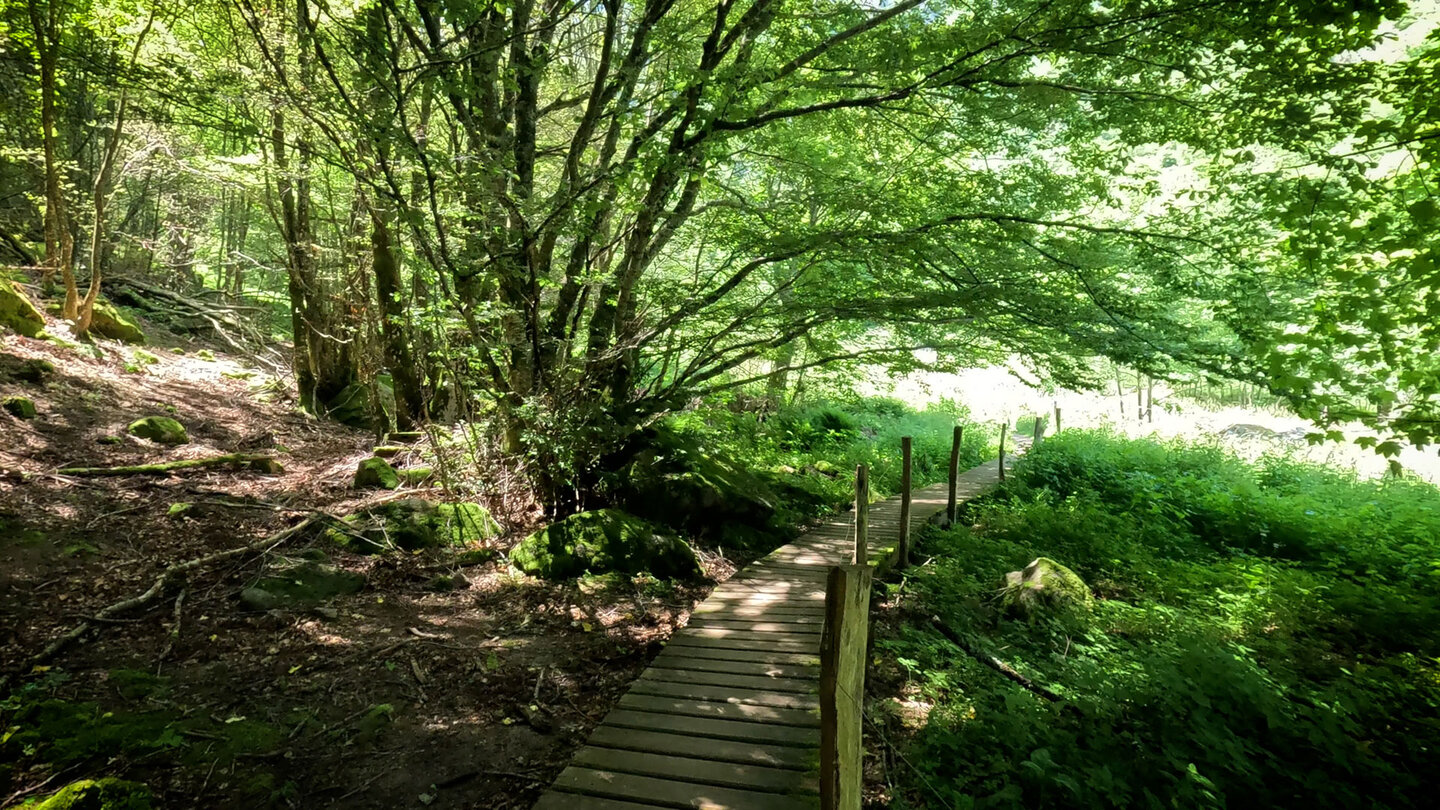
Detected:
[{"left": 533, "top": 456, "right": 1008, "bottom": 809}]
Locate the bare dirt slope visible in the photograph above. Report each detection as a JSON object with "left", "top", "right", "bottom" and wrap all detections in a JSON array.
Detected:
[{"left": 1, "top": 319, "right": 722, "bottom": 809}]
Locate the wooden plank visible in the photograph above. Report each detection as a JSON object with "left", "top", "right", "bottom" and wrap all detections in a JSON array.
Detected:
[
  {"left": 587, "top": 726, "right": 817, "bottom": 770},
  {"left": 649, "top": 654, "right": 816, "bottom": 680},
  {"left": 651, "top": 645, "right": 818, "bottom": 665},
  {"left": 628, "top": 679, "right": 820, "bottom": 710},
  {"left": 642, "top": 667, "right": 817, "bottom": 694},
  {"left": 666, "top": 635, "right": 816, "bottom": 654},
  {"left": 685, "top": 617, "right": 823, "bottom": 632},
  {"left": 819, "top": 564, "right": 871, "bottom": 810},
  {"left": 677, "top": 628, "right": 821, "bottom": 645},
  {"left": 551, "top": 767, "right": 819, "bottom": 810},
  {"left": 602, "top": 708, "right": 819, "bottom": 747},
  {"left": 619, "top": 693, "right": 820, "bottom": 727},
  {"left": 533, "top": 792, "right": 670, "bottom": 810},
  {"left": 572, "top": 746, "right": 817, "bottom": 794}
]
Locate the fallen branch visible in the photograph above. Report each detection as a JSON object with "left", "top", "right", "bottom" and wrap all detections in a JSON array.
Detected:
[
  {"left": 927, "top": 615, "right": 1070, "bottom": 705},
  {"left": 58, "top": 454, "right": 278, "bottom": 477},
  {"left": 21, "top": 515, "right": 323, "bottom": 672}
]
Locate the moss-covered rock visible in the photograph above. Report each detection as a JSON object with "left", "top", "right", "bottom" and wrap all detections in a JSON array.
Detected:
[
  {"left": 127, "top": 416, "right": 188, "bottom": 444},
  {"left": 239, "top": 560, "right": 365, "bottom": 611},
  {"left": 32, "top": 778, "right": 153, "bottom": 810},
  {"left": 0, "top": 279, "right": 45, "bottom": 338},
  {"left": 325, "top": 377, "right": 394, "bottom": 430},
  {"left": 3, "top": 395, "right": 37, "bottom": 419},
  {"left": 0, "top": 354, "right": 54, "bottom": 383},
  {"left": 326, "top": 499, "right": 501, "bottom": 554},
  {"left": 397, "top": 466, "right": 434, "bottom": 486},
  {"left": 608, "top": 428, "right": 778, "bottom": 548},
  {"left": 372, "top": 445, "right": 404, "bottom": 458},
  {"left": 89, "top": 299, "right": 146, "bottom": 344},
  {"left": 998, "top": 557, "right": 1094, "bottom": 618},
  {"left": 249, "top": 457, "right": 285, "bottom": 474},
  {"left": 510, "top": 508, "right": 702, "bottom": 580},
  {"left": 353, "top": 456, "right": 399, "bottom": 489}
]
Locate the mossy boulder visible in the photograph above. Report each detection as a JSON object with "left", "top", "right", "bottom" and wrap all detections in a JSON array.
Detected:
[
  {"left": 33, "top": 778, "right": 153, "bottom": 810},
  {"left": 327, "top": 499, "right": 500, "bottom": 554},
  {"left": 510, "top": 508, "right": 701, "bottom": 580},
  {"left": 998, "top": 557, "right": 1094, "bottom": 618},
  {"left": 609, "top": 427, "right": 777, "bottom": 543},
  {"left": 6, "top": 356, "right": 55, "bottom": 383},
  {"left": 88, "top": 299, "right": 146, "bottom": 344},
  {"left": 0, "top": 279, "right": 45, "bottom": 337},
  {"left": 3, "top": 395, "right": 37, "bottom": 419},
  {"left": 325, "top": 377, "right": 394, "bottom": 430},
  {"left": 239, "top": 560, "right": 365, "bottom": 611},
  {"left": 353, "top": 456, "right": 399, "bottom": 489},
  {"left": 127, "top": 416, "right": 188, "bottom": 444}
]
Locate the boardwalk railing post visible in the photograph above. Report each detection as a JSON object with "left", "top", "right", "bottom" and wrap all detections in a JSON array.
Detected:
[
  {"left": 820, "top": 564, "right": 873, "bottom": 810},
  {"left": 946, "top": 425, "right": 962, "bottom": 524},
  {"left": 1054, "top": 403, "right": 1061, "bottom": 434},
  {"left": 853, "top": 464, "right": 868, "bottom": 565},
  {"left": 1032, "top": 413, "right": 1042, "bottom": 443},
  {"left": 999, "top": 422, "right": 1008, "bottom": 481},
  {"left": 898, "top": 437, "right": 912, "bottom": 569}
]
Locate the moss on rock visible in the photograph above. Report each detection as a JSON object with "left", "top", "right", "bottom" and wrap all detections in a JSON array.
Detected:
[
  {"left": 127, "top": 416, "right": 188, "bottom": 444},
  {"left": 3, "top": 395, "right": 37, "bottom": 419},
  {"left": 353, "top": 456, "right": 399, "bottom": 489},
  {"left": 239, "top": 560, "right": 365, "bottom": 611},
  {"left": 609, "top": 427, "right": 778, "bottom": 547},
  {"left": 32, "top": 778, "right": 153, "bottom": 810},
  {"left": 0, "top": 279, "right": 45, "bottom": 338},
  {"left": 998, "top": 557, "right": 1094, "bottom": 618},
  {"left": 326, "top": 499, "right": 500, "bottom": 554},
  {"left": 89, "top": 299, "right": 146, "bottom": 344},
  {"left": 510, "top": 508, "right": 701, "bottom": 580}
]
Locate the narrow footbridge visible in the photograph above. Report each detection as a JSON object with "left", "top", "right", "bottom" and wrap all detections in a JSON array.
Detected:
[{"left": 534, "top": 452, "right": 1007, "bottom": 810}]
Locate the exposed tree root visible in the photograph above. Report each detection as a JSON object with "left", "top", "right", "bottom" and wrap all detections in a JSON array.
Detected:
[
  {"left": 926, "top": 615, "right": 1070, "bottom": 705},
  {"left": 17, "top": 515, "right": 324, "bottom": 675}
]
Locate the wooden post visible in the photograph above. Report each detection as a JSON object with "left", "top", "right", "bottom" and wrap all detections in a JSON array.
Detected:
[
  {"left": 820, "top": 564, "right": 873, "bottom": 810},
  {"left": 999, "top": 422, "right": 1007, "bottom": 481},
  {"left": 898, "top": 436, "right": 912, "bottom": 569},
  {"left": 946, "top": 425, "right": 962, "bottom": 524},
  {"left": 1137, "top": 374, "right": 1144, "bottom": 423},
  {"left": 1032, "top": 414, "right": 1042, "bottom": 443},
  {"left": 1053, "top": 403, "right": 1061, "bottom": 433},
  {"left": 852, "top": 464, "right": 868, "bottom": 565}
]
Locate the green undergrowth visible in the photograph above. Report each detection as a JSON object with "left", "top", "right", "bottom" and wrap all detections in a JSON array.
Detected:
[
  {"left": 882, "top": 431, "right": 1440, "bottom": 810},
  {"left": 667, "top": 395, "right": 991, "bottom": 526}
]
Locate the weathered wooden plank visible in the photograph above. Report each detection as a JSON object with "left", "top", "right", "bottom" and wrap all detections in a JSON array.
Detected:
[
  {"left": 666, "top": 635, "right": 817, "bottom": 654},
  {"left": 648, "top": 654, "right": 816, "bottom": 680},
  {"left": 651, "top": 645, "right": 818, "bottom": 665},
  {"left": 677, "top": 627, "right": 821, "bottom": 645},
  {"left": 552, "top": 767, "right": 819, "bottom": 810},
  {"left": 602, "top": 708, "right": 819, "bottom": 747},
  {"left": 587, "top": 726, "right": 817, "bottom": 770},
  {"left": 533, "top": 792, "right": 669, "bottom": 810},
  {"left": 571, "top": 746, "right": 818, "bottom": 794},
  {"left": 628, "top": 679, "right": 820, "bottom": 710},
  {"left": 685, "top": 617, "right": 824, "bottom": 633},
  {"left": 619, "top": 693, "right": 820, "bottom": 727},
  {"left": 641, "top": 666, "right": 816, "bottom": 694}
]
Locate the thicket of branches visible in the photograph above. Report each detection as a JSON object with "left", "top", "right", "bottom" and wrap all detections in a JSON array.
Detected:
[{"left": 2, "top": 0, "right": 1435, "bottom": 506}]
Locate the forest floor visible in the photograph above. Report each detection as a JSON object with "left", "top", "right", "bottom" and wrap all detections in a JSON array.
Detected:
[{"left": 0, "top": 316, "right": 748, "bottom": 809}]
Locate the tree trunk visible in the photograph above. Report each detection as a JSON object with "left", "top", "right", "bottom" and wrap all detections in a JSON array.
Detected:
[
  {"left": 371, "top": 209, "right": 423, "bottom": 430},
  {"left": 28, "top": 0, "right": 75, "bottom": 310}
]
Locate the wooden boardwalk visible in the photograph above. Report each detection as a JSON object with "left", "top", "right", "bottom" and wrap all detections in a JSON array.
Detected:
[{"left": 534, "top": 458, "right": 1006, "bottom": 810}]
